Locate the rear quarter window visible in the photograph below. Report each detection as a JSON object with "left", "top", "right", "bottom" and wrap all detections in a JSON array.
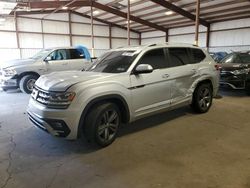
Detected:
[{"left": 190, "top": 48, "right": 206, "bottom": 64}]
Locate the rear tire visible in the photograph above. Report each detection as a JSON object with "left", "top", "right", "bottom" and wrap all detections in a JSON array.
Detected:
[
  {"left": 84, "top": 103, "right": 121, "bottom": 147},
  {"left": 191, "top": 83, "right": 213, "bottom": 113},
  {"left": 19, "top": 75, "right": 38, "bottom": 94}
]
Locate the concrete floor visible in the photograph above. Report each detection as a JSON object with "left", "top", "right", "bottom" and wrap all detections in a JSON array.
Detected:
[{"left": 0, "top": 89, "right": 250, "bottom": 188}]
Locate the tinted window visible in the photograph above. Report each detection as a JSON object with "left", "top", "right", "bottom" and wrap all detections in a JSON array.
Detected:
[
  {"left": 190, "top": 48, "right": 206, "bottom": 64},
  {"left": 88, "top": 51, "right": 138, "bottom": 73},
  {"left": 221, "top": 53, "right": 241, "bottom": 64},
  {"left": 70, "top": 49, "right": 85, "bottom": 59},
  {"left": 239, "top": 53, "right": 250, "bottom": 64},
  {"left": 138, "top": 49, "right": 167, "bottom": 69},
  {"left": 168, "top": 48, "right": 189, "bottom": 67},
  {"left": 48, "top": 49, "right": 70, "bottom": 60}
]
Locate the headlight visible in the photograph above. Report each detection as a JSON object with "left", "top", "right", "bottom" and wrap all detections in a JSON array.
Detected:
[
  {"left": 231, "top": 69, "right": 249, "bottom": 75},
  {"left": 32, "top": 89, "right": 76, "bottom": 109},
  {"left": 2, "top": 68, "right": 17, "bottom": 77}
]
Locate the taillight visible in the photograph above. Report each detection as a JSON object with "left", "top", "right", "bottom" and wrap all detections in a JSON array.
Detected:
[{"left": 214, "top": 64, "right": 221, "bottom": 71}]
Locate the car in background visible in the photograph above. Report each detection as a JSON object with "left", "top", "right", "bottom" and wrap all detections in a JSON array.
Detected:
[
  {"left": 0, "top": 46, "right": 92, "bottom": 94},
  {"left": 27, "top": 43, "right": 219, "bottom": 147},
  {"left": 210, "top": 51, "right": 228, "bottom": 63},
  {"left": 218, "top": 51, "right": 250, "bottom": 94}
]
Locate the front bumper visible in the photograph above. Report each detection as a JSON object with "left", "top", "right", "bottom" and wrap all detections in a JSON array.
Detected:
[
  {"left": 27, "top": 97, "right": 82, "bottom": 139},
  {"left": 0, "top": 76, "right": 19, "bottom": 90},
  {"left": 27, "top": 111, "right": 71, "bottom": 137}
]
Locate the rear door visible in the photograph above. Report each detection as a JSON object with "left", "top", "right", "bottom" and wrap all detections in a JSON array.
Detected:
[
  {"left": 166, "top": 47, "right": 202, "bottom": 105},
  {"left": 68, "top": 49, "right": 91, "bottom": 70},
  {"left": 130, "top": 48, "right": 173, "bottom": 118}
]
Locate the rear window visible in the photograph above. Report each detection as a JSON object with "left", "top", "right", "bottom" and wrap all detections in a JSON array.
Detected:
[
  {"left": 168, "top": 48, "right": 189, "bottom": 67},
  {"left": 190, "top": 48, "right": 206, "bottom": 64}
]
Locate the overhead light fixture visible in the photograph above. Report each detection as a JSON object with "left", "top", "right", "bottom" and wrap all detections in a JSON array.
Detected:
[
  {"left": 62, "top": 6, "right": 68, "bottom": 10},
  {"left": 93, "top": 10, "right": 100, "bottom": 15},
  {"left": 165, "top": 11, "right": 173, "bottom": 15},
  {"left": 125, "top": 20, "right": 132, "bottom": 24}
]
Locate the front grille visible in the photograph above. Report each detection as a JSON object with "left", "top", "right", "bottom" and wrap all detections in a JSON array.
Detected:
[{"left": 31, "top": 86, "right": 50, "bottom": 106}]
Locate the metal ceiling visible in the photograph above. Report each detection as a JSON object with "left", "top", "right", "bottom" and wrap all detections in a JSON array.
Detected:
[{"left": 9, "top": 0, "right": 250, "bottom": 33}]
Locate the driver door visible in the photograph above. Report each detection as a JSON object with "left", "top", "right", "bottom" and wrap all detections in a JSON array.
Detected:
[
  {"left": 129, "top": 48, "right": 172, "bottom": 118},
  {"left": 45, "top": 49, "right": 71, "bottom": 73}
]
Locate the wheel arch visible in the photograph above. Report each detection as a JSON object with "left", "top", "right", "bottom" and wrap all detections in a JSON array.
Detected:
[{"left": 77, "top": 94, "right": 130, "bottom": 138}]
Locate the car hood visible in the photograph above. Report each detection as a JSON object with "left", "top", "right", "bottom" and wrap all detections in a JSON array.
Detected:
[
  {"left": 35, "top": 71, "right": 114, "bottom": 92},
  {"left": 1, "top": 59, "right": 36, "bottom": 69}
]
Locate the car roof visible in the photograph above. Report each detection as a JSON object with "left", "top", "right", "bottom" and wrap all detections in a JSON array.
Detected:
[{"left": 112, "top": 42, "right": 201, "bottom": 52}]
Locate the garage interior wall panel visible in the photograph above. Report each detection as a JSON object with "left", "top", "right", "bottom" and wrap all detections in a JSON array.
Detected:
[
  {"left": 44, "top": 34, "right": 70, "bottom": 48},
  {"left": 141, "top": 37, "right": 165, "bottom": 45},
  {"left": 0, "top": 49, "right": 20, "bottom": 61},
  {"left": 94, "top": 25, "right": 109, "bottom": 37},
  {"left": 0, "top": 32, "right": 17, "bottom": 48},
  {"left": 18, "top": 18, "right": 42, "bottom": 32},
  {"left": 71, "top": 23, "right": 92, "bottom": 35},
  {"left": 46, "top": 13, "right": 69, "bottom": 21},
  {"left": 19, "top": 33, "right": 43, "bottom": 49},
  {"left": 71, "top": 14, "right": 106, "bottom": 25},
  {"left": 21, "top": 48, "right": 42, "bottom": 59},
  {"left": 72, "top": 36, "right": 92, "bottom": 48},
  {"left": 112, "top": 38, "right": 127, "bottom": 48},
  {"left": 0, "top": 17, "right": 15, "bottom": 31},
  {"left": 43, "top": 20, "right": 69, "bottom": 34},
  {"left": 130, "top": 39, "right": 139, "bottom": 45}
]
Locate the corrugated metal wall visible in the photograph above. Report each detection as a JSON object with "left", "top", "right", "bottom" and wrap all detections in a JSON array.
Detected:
[
  {"left": 0, "top": 13, "right": 140, "bottom": 61},
  {"left": 141, "top": 18, "right": 250, "bottom": 53}
]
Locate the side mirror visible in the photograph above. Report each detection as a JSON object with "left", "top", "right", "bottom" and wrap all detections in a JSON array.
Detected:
[
  {"left": 44, "top": 56, "right": 52, "bottom": 62},
  {"left": 134, "top": 64, "right": 153, "bottom": 74}
]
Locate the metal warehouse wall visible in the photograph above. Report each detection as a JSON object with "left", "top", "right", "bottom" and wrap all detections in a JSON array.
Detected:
[
  {"left": 141, "top": 18, "right": 250, "bottom": 53},
  {"left": 0, "top": 13, "right": 139, "bottom": 61}
]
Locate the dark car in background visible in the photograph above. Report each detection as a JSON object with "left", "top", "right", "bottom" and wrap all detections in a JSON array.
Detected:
[
  {"left": 210, "top": 52, "right": 228, "bottom": 63},
  {"left": 218, "top": 51, "right": 250, "bottom": 94}
]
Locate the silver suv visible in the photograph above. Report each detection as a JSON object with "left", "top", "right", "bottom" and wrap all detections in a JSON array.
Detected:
[{"left": 27, "top": 43, "right": 219, "bottom": 147}]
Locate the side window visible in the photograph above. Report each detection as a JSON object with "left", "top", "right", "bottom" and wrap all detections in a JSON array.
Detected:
[
  {"left": 138, "top": 49, "right": 167, "bottom": 70},
  {"left": 48, "top": 49, "right": 69, "bottom": 60},
  {"left": 70, "top": 49, "right": 85, "bottom": 59},
  {"left": 168, "top": 48, "right": 189, "bottom": 67},
  {"left": 190, "top": 48, "right": 206, "bottom": 64}
]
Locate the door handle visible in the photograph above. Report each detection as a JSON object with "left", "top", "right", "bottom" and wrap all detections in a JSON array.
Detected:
[{"left": 162, "top": 74, "right": 169, "bottom": 78}]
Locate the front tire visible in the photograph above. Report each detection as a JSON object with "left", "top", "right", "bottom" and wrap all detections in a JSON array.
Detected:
[
  {"left": 19, "top": 75, "right": 38, "bottom": 94},
  {"left": 84, "top": 103, "right": 121, "bottom": 147},
  {"left": 191, "top": 83, "right": 213, "bottom": 113}
]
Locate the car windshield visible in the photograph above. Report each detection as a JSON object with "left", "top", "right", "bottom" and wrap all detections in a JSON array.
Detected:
[
  {"left": 87, "top": 50, "right": 138, "bottom": 73},
  {"left": 220, "top": 52, "right": 250, "bottom": 64},
  {"left": 31, "top": 49, "right": 52, "bottom": 60},
  {"left": 238, "top": 53, "right": 250, "bottom": 63}
]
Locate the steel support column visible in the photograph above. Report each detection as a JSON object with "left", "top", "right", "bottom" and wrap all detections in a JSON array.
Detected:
[
  {"left": 90, "top": 4, "right": 94, "bottom": 57},
  {"left": 68, "top": 11, "right": 72, "bottom": 46},
  {"left": 194, "top": 0, "right": 200, "bottom": 45},
  {"left": 127, "top": 0, "right": 130, "bottom": 45},
  {"left": 206, "top": 24, "right": 210, "bottom": 50}
]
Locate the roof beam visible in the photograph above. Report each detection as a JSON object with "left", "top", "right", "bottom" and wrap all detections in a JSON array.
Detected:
[
  {"left": 72, "top": 11, "right": 141, "bottom": 34},
  {"left": 149, "top": 0, "right": 209, "bottom": 27},
  {"left": 28, "top": 1, "right": 90, "bottom": 9},
  {"left": 92, "top": 1, "right": 168, "bottom": 32}
]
